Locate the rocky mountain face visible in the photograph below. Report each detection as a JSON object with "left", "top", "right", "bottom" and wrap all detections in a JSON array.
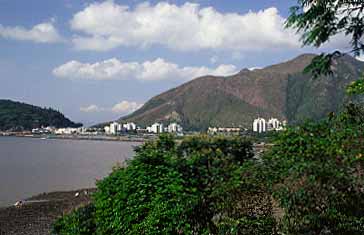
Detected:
[{"left": 120, "top": 54, "right": 364, "bottom": 131}]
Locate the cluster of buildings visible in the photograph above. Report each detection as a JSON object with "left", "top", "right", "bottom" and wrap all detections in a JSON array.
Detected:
[
  {"left": 207, "top": 118, "right": 286, "bottom": 135},
  {"left": 55, "top": 127, "right": 87, "bottom": 135},
  {"left": 146, "top": 122, "right": 183, "bottom": 134},
  {"left": 253, "top": 118, "right": 286, "bottom": 133},
  {"left": 208, "top": 127, "right": 242, "bottom": 134},
  {"left": 32, "top": 127, "right": 101, "bottom": 135},
  {"left": 31, "top": 126, "right": 56, "bottom": 134},
  {"left": 104, "top": 122, "right": 137, "bottom": 135},
  {"left": 29, "top": 117, "right": 285, "bottom": 137},
  {"left": 103, "top": 122, "right": 183, "bottom": 135}
]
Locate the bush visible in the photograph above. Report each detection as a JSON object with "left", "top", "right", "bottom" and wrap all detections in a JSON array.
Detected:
[
  {"left": 53, "top": 135, "right": 276, "bottom": 234},
  {"left": 93, "top": 135, "right": 191, "bottom": 234},
  {"left": 53, "top": 105, "right": 364, "bottom": 234},
  {"left": 261, "top": 104, "right": 364, "bottom": 234},
  {"left": 52, "top": 204, "right": 96, "bottom": 235}
]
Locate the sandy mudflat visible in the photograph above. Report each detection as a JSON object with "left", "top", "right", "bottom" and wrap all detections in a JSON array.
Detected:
[{"left": 0, "top": 189, "right": 96, "bottom": 235}]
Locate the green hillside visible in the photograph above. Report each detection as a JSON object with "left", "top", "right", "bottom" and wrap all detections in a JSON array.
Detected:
[
  {"left": 120, "top": 54, "right": 364, "bottom": 131},
  {"left": 121, "top": 54, "right": 364, "bottom": 130},
  {"left": 0, "top": 100, "right": 82, "bottom": 131}
]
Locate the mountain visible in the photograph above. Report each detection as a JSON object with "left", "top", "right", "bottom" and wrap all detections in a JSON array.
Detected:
[
  {"left": 120, "top": 54, "right": 364, "bottom": 131},
  {"left": 0, "top": 100, "right": 82, "bottom": 131}
]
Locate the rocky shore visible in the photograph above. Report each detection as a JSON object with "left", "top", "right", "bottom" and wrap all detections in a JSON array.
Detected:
[{"left": 0, "top": 189, "right": 96, "bottom": 235}]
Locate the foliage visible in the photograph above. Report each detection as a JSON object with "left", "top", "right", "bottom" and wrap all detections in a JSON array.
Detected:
[
  {"left": 302, "top": 52, "right": 342, "bottom": 78},
  {"left": 286, "top": 0, "right": 364, "bottom": 89},
  {"left": 53, "top": 105, "right": 364, "bottom": 234},
  {"left": 52, "top": 204, "right": 96, "bottom": 235},
  {"left": 285, "top": 64, "right": 361, "bottom": 124},
  {"left": 347, "top": 78, "right": 364, "bottom": 95},
  {"left": 93, "top": 135, "right": 191, "bottom": 235},
  {"left": 0, "top": 99, "right": 82, "bottom": 131},
  {"left": 260, "top": 104, "right": 364, "bottom": 234},
  {"left": 53, "top": 134, "right": 276, "bottom": 235}
]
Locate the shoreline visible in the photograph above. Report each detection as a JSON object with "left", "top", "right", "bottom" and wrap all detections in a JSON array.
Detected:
[
  {"left": 0, "top": 134, "right": 150, "bottom": 143},
  {"left": 0, "top": 188, "right": 96, "bottom": 235}
]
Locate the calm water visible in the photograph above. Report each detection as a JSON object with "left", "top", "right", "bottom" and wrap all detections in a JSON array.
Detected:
[{"left": 0, "top": 137, "right": 139, "bottom": 207}]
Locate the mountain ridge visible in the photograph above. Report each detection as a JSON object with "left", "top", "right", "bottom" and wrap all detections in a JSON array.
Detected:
[{"left": 120, "top": 54, "right": 364, "bottom": 130}]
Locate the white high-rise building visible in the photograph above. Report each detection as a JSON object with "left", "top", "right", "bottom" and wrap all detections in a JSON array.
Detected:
[
  {"left": 123, "top": 122, "right": 137, "bottom": 131},
  {"left": 110, "top": 122, "right": 119, "bottom": 135},
  {"left": 167, "top": 123, "right": 183, "bottom": 133},
  {"left": 117, "top": 123, "right": 123, "bottom": 132},
  {"left": 253, "top": 118, "right": 267, "bottom": 133}
]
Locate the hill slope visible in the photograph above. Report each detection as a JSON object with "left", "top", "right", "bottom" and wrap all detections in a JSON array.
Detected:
[
  {"left": 0, "top": 100, "right": 82, "bottom": 131},
  {"left": 121, "top": 54, "right": 364, "bottom": 130}
]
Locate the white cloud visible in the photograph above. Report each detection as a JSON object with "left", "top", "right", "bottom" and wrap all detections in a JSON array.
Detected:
[
  {"left": 80, "top": 104, "right": 103, "bottom": 113},
  {"left": 0, "top": 21, "right": 64, "bottom": 43},
  {"left": 69, "top": 1, "right": 299, "bottom": 51},
  {"left": 53, "top": 58, "right": 238, "bottom": 81},
  {"left": 80, "top": 101, "right": 143, "bottom": 115},
  {"left": 111, "top": 101, "right": 143, "bottom": 114}
]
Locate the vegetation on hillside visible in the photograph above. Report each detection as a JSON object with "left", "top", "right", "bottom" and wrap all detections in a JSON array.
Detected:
[
  {"left": 121, "top": 54, "right": 364, "bottom": 131},
  {"left": 261, "top": 103, "right": 364, "bottom": 234},
  {"left": 0, "top": 99, "right": 82, "bottom": 131},
  {"left": 53, "top": 103, "right": 364, "bottom": 234},
  {"left": 286, "top": 0, "right": 364, "bottom": 92}
]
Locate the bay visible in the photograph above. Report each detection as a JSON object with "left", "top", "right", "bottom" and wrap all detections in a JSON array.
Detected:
[{"left": 0, "top": 137, "right": 138, "bottom": 207}]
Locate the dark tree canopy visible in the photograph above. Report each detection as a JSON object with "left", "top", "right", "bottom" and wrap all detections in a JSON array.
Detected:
[
  {"left": 0, "top": 99, "right": 82, "bottom": 131},
  {"left": 287, "top": 0, "right": 364, "bottom": 86}
]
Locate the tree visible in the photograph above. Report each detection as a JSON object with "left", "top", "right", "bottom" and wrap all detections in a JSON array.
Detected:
[
  {"left": 52, "top": 135, "right": 276, "bottom": 235},
  {"left": 260, "top": 104, "right": 364, "bottom": 234},
  {"left": 286, "top": 0, "right": 364, "bottom": 94}
]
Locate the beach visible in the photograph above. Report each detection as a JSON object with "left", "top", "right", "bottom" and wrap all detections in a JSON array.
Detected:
[{"left": 0, "top": 189, "right": 96, "bottom": 235}]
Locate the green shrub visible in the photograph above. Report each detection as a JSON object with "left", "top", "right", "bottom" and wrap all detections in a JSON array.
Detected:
[
  {"left": 53, "top": 104, "right": 364, "bottom": 235},
  {"left": 93, "top": 135, "right": 192, "bottom": 234},
  {"left": 261, "top": 104, "right": 364, "bottom": 234},
  {"left": 53, "top": 134, "right": 276, "bottom": 235},
  {"left": 52, "top": 204, "right": 96, "bottom": 235},
  {"left": 91, "top": 135, "right": 268, "bottom": 235}
]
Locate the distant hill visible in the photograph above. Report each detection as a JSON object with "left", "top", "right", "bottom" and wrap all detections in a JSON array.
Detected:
[
  {"left": 118, "top": 54, "right": 364, "bottom": 131},
  {"left": 0, "top": 100, "right": 82, "bottom": 131}
]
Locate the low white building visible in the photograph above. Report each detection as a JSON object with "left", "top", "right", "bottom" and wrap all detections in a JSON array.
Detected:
[
  {"left": 32, "top": 127, "right": 53, "bottom": 134},
  {"left": 208, "top": 127, "right": 240, "bottom": 134},
  {"left": 55, "top": 128, "right": 80, "bottom": 135},
  {"left": 208, "top": 127, "right": 218, "bottom": 134}
]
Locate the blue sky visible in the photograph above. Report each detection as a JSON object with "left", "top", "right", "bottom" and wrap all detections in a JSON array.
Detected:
[{"left": 0, "top": 0, "right": 347, "bottom": 125}]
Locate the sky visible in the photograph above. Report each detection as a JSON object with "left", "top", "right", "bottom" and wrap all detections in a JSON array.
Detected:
[{"left": 0, "top": 0, "right": 354, "bottom": 126}]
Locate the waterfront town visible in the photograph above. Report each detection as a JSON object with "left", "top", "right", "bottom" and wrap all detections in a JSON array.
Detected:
[{"left": 0, "top": 117, "right": 286, "bottom": 138}]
